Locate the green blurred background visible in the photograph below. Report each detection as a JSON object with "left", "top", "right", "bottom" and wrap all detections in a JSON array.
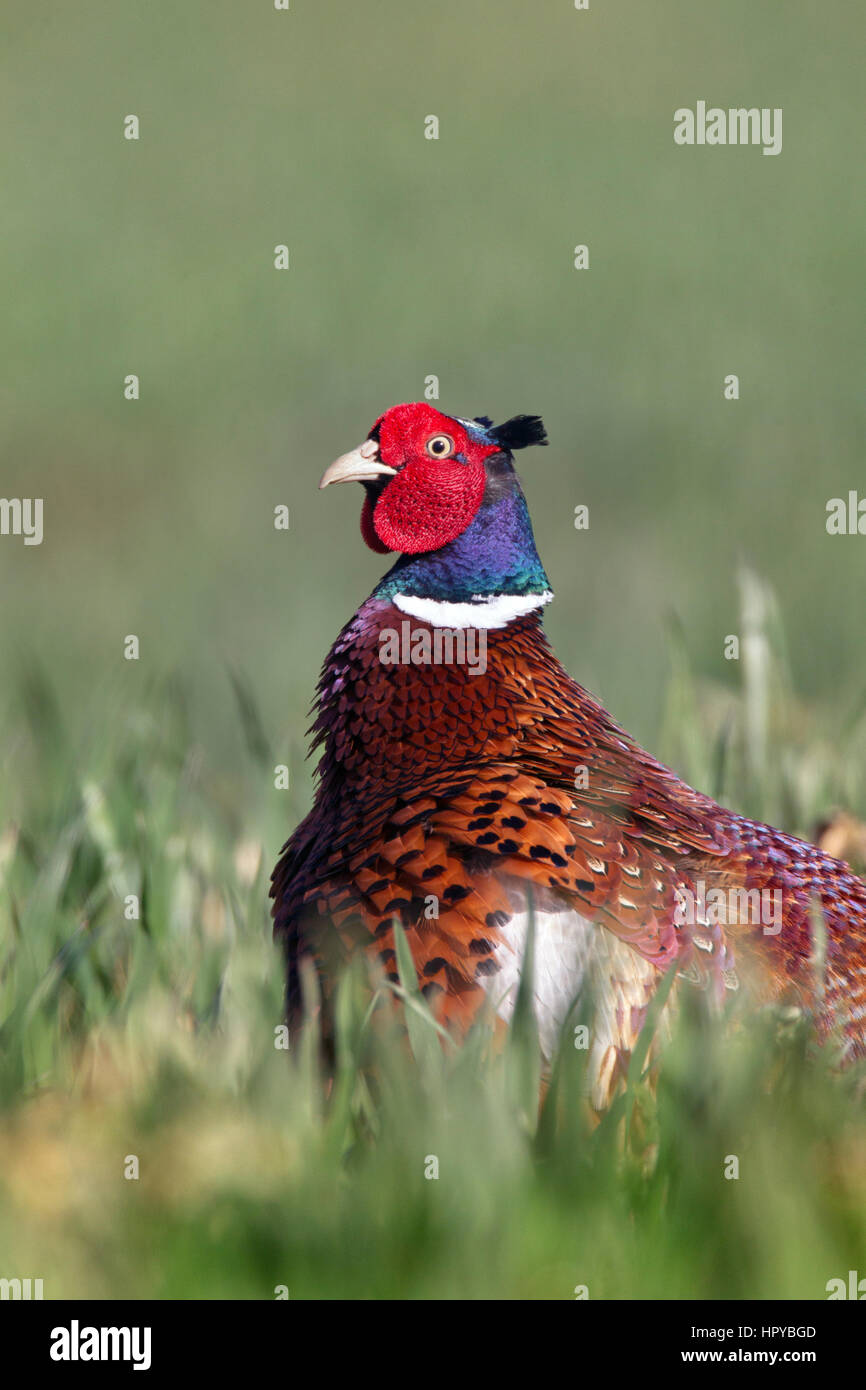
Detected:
[
  {"left": 2, "top": 0, "right": 864, "bottom": 801},
  {"left": 2, "top": 1, "right": 866, "bottom": 1301}
]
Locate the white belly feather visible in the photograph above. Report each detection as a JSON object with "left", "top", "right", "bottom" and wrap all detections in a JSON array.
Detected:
[
  {"left": 481, "top": 907, "right": 596, "bottom": 1058},
  {"left": 479, "top": 902, "right": 665, "bottom": 1111}
]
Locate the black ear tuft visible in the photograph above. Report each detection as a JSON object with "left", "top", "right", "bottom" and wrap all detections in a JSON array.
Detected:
[{"left": 488, "top": 415, "right": 548, "bottom": 452}]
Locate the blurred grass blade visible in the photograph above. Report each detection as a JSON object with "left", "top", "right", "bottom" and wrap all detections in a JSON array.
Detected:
[
  {"left": 228, "top": 667, "right": 272, "bottom": 767},
  {"left": 392, "top": 920, "right": 446, "bottom": 1082},
  {"left": 505, "top": 887, "right": 541, "bottom": 1135}
]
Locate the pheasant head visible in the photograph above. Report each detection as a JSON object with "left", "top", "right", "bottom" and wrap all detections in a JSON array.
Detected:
[{"left": 319, "top": 401, "right": 552, "bottom": 622}]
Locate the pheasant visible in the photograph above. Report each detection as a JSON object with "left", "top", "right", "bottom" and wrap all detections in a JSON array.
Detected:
[{"left": 271, "top": 402, "right": 866, "bottom": 1108}]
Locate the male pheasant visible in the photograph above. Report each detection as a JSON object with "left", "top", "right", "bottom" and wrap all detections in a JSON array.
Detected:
[{"left": 271, "top": 402, "right": 866, "bottom": 1108}]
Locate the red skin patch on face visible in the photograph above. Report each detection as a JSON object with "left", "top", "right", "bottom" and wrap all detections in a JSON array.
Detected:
[
  {"left": 361, "top": 493, "right": 391, "bottom": 553},
  {"left": 373, "top": 458, "right": 487, "bottom": 553},
  {"left": 359, "top": 403, "right": 498, "bottom": 555}
]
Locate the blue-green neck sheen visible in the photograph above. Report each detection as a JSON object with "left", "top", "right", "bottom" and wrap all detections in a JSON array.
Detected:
[{"left": 373, "top": 477, "right": 550, "bottom": 605}]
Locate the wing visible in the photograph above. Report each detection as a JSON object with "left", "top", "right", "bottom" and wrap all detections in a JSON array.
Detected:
[{"left": 272, "top": 606, "right": 866, "bottom": 1076}]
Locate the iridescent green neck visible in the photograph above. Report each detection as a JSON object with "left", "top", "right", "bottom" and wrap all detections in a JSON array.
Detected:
[{"left": 374, "top": 466, "right": 550, "bottom": 605}]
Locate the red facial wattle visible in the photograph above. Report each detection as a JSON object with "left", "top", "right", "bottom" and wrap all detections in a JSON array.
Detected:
[
  {"left": 370, "top": 455, "right": 487, "bottom": 554},
  {"left": 360, "top": 492, "right": 391, "bottom": 553},
  {"left": 361, "top": 402, "right": 496, "bottom": 555}
]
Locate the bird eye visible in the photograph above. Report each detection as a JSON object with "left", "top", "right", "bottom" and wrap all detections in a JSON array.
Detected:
[{"left": 425, "top": 433, "right": 454, "bottom": 459}]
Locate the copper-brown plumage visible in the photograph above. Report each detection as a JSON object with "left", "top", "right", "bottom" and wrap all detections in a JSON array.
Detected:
[{"left": 271, "top": 404, "right": 866, "bottom": 1105}]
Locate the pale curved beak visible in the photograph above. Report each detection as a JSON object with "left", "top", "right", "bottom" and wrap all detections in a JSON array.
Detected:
[{"left": 319, "top": 438, "right": 398, "bottom": 490}]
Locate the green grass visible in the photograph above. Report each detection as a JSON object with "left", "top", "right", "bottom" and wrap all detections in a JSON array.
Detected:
[
  {"left": 2, "top": 0, "right": 865, "bottom": 1300},
  {"left": 1, "top": 579, "right": 865, "bottom": 1300}
]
